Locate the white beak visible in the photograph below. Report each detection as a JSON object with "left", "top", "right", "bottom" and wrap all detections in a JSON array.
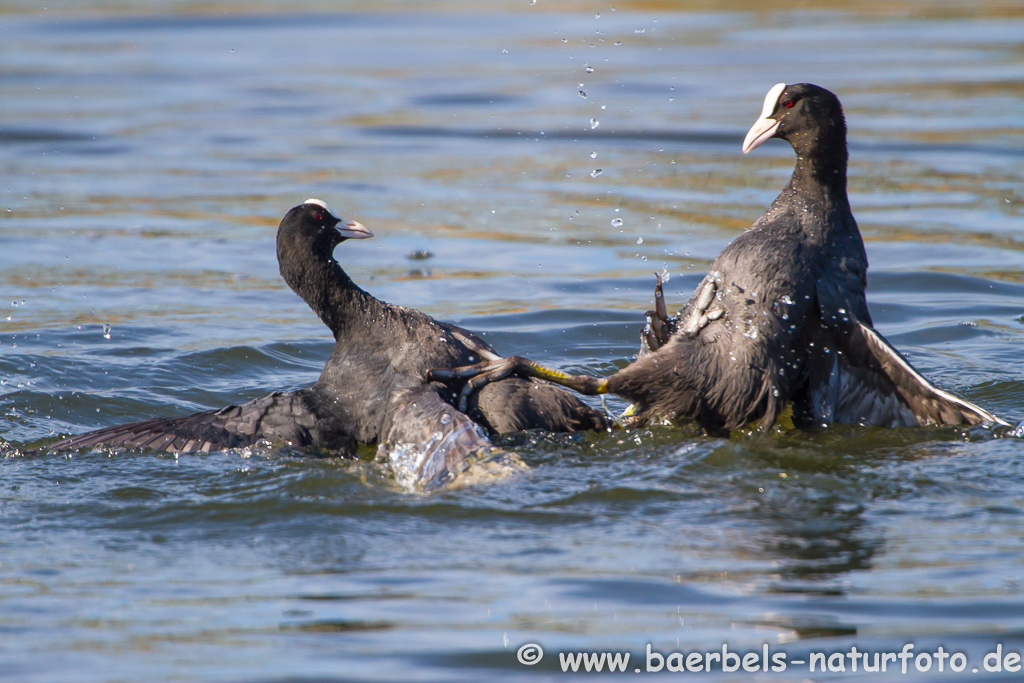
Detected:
[
  {"left": 742, "top": 82, "right": 786, "bottom": 154},
  {"left": 336, "top": 219, "right": 374, "bottom": 240}
]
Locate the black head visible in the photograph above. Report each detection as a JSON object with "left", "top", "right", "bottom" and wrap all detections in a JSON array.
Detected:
[
  {"left": 274, "top": 200, "right": 374, "bottom": 334},
  {"left": 277, "top": 198, "right": 373, "bottom": 263},
  {"left": 742, "top": 83, "right": 846, "bottom": 159}
]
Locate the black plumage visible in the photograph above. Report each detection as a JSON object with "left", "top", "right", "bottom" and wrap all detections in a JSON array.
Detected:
[
  {"left": 48, "top": 200, "right": 607, "bottom": 486},
  {"left": 436, "top": 84, "right": 1005, "bottom": 433},
  {"left": 45, "top": 390, "right": 357, "bottom": 456}
]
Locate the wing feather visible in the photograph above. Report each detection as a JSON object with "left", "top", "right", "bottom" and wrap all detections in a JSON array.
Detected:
[
  {"left": 47, "top": 390, "right": 358, "bottom": 455},
  {"left": 809, "top": 322, "right": 1006, "bottom": 427}
]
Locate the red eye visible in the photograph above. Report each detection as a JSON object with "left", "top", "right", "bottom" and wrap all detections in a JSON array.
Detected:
[
  {"left": 313, "top": 211, "right": 323, "bottom": 221},
  {"left": 782, "top": 99, "right": 794, "bottom": 108}
]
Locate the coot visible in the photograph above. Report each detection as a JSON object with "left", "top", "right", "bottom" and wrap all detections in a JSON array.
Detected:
[
  {"left": 48, "top": 200, "right": 607, "bottom": 487},
  {"left": 432, "top": 84, "right": 1006, "bottom": 433}
]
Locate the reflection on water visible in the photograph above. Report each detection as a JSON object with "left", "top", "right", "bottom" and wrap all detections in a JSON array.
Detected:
[{"left": 2, "top": 1, "right": 1024, "bottom": 681}]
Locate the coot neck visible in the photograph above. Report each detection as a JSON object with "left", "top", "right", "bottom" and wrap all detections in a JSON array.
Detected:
[
  {"left": 282, "top": 251, "right": 382, "bottom": 341},
  {"left": 783, "top": 130, "right": 852, "bottom": 238},
  {"left": 789, "top": 131, "right": 848, "bottom": 196}
]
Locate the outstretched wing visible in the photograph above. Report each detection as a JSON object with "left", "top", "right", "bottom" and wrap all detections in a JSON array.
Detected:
[
  {"left": 809, "top": 322, "right": 1006, "bottom": 428},
  {"left": 47, "top": 390, "right": 356, "bottom": 454}
]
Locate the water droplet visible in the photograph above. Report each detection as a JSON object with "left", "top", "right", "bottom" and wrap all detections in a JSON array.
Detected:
[
  {"left": 440, "top": 413, "right": 452, "bottom": 425},
  {"left": 102, "top": 323, "right": 111, "bottom": 339},
  {"left": 590, "top": 151, "right": 597, "bottom": 158},
  {"left": 636, "top": 237, "right": 643, "bottom": 245},
  {"left": 578, "top": 90, "right": 587, "bottom": 99},
  {"left": 590, "top": 118, "right": 599, "bottom": 129},
  {"left": 590, "top": 169, "right": 603, "bottom": 178},
  {"left": 585, "top": 64, "right": 594, "bottom": 73},
  {"left": 611, "top": 218, "right": 623, "bottom": 227}
]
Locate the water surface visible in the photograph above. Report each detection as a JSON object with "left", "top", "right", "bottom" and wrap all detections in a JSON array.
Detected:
[{"left": 2, "top": 1, "right": 1024, "bottom": 681}]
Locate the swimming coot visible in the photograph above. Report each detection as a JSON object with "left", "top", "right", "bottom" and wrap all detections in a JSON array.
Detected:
[
  {"left": 431, "top": 84, "right": 1006, "bottom": 433},
  {"left": 48, "top": 200, "right": 607, "bottom": 487}
]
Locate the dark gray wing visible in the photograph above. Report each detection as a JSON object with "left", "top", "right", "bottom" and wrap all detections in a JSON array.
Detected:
[
  {"left": 435, "top": 321, "right": 503, "bottom": 362},
  {"left": 808, "top": 322, "right": 1006, "bottom": 427},
  {"left": 469, "top": 377, "right": 609, "bottom": 434},
  {"left": 46, "top": 390, "right": 357, "bottom": 455},
  {"left": 379, "top": 385, "right": 516, "bottom": 490}
]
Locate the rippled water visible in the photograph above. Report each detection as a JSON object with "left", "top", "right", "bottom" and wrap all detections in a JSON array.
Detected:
[{"left": 3, "top": 2, "right": 1024, "bottom": 681}]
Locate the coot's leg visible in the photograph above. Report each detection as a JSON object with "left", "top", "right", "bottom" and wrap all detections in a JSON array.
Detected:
[
  {"left": 427, "top": 357, "right": 609, "bottom": 412},
  {"left": 429, "top": 277, "right": 721, "bottom": 411},
  {"left": 641, "top": 273, "right": 674, "bottom": 353},
  {"left": 641, "top": 274, "right": 722, "bottom": 354},
  {"left": 681, "top": 276, "right": 723, "bottom": 335}
]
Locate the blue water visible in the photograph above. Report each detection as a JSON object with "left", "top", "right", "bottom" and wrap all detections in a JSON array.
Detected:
[{"left": 2, "top": 2, "right": 1024, "bottom": 681}]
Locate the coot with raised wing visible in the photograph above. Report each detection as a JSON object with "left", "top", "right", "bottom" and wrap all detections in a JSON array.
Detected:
[
  {"left": 49, "top": 200, "right": 607, "bottom": 487},
  {"left": 431, "top": 84, "right": 1006, "bottom": 433}
]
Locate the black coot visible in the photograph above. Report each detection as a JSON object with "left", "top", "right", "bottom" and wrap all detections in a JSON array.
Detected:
[
  {"left": 434, "top": 84, "right": 1006, "bottom": 433},
  {"left": 48, "top": 200, "right": 607, "bottom": 486}
]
